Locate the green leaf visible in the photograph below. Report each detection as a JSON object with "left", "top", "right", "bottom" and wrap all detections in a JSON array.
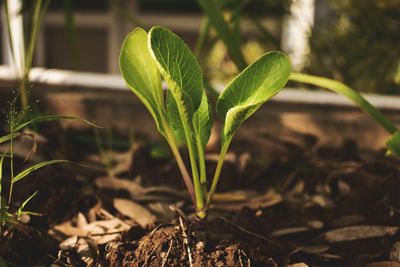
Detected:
[
  {"left": 0, "top": 115, "right": 99, "bottom": 145},
  {"left": 386, "top": 131, "right": 400, "bottom": 157},
  {"left": 193, "top": 91, "right": 213, "bottom": 187},
  {"left": 0, "top": 133, "right": 21, "bottom": 145},
  {"left": 0, "top": 115, "right": 97, "bottom": 144},
  {"left": 0, "top": 206, "right": 18, "bottom": 225},
  {"left": 149, "top": 26, "right": 204, "bottom": 121},
  {"left": 166, "top": 91, "right": 188, "bottom": 145},
  {"left": 12, "top": 160, "right": 71, "bottom": 183},
  {"left": 217, "top": 51, "right": 291, "bottom": 145},
  {"left": 149, "top": 26, "right": 206, "bottom": 208},
  {"left": 17, "top": 191, "right": 38, "bottom": 218},
  {"left": 166, "top": 90, "right": 213, "bottom": 150},
  {"left": 193, "top": 91, "right": 213, "bottom": 150},
  {"left": 119, "top": 28, "right": 165, "bottom": 135},
  {"left": 149, "top": 25, "right": 205, "bottom": 146},
  {"left": 14, "top": 114, "right": 100, "bottom": 131},
  {"left": 148, "top": 26, "right": 209, "bottom": 146}
]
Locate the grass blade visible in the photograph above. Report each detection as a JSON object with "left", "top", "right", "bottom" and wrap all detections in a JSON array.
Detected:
[
  {"left": 17, "top": 191, "right": 38, "bottom": 217},
  {"left": 14, "top": 114, "right": 101, "bottom": 132},
  {"left": 0, "top": 152, "right": 5, "bottom": 211},
  {"left": 12, "top": 160, "right": 71, "bottom": 183},
  {"left": 289, "top": 72, "right": 397, "bottom": 134},
  {"left": 386, "top": 131, "right": 400, "bottom": 157},
  {"left": 0, "top": 133, "right": 21, "bottom": 145}
]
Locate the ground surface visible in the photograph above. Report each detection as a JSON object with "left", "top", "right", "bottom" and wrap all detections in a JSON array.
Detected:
[{"left": 1, "top": 126, "right": 400, "bottom": 267}]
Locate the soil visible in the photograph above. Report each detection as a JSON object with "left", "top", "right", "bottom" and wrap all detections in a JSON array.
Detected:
[{"left": 1, "top": 124, "right": 400, "bottom": 267}]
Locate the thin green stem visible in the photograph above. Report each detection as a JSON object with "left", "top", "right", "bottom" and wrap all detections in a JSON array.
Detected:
[
  {"left": 183, "top": 127, "right": 205, "bottom": 218},
  {"left": 206, "top": 140, "right": 230, "bottom": 209},
  {"left": 18, "top": 75, "right": 29, "bottom": 113},
  {"left": 162, "top": 121, "right": 197, "bottom": 206},
  {"left": 8, "top": 125, "right": 14, "bottom": 206},
  {"left": 195, "top": 136, "right": 207, "bottom": 197},
  {"left": 0, "top": 152, "right": 4, "bottom": 237},
  {"left": 25, "top": 0, "right": 49, "bottom": 73},
  {"left": 290, "top": 72, "right": 398, "bottom": 134},
  {"left": 0, "top": 155, "right": 3, "bottom": 209},
  {"left": 20, "top": 0, "right": 50, "bottom": 111}
]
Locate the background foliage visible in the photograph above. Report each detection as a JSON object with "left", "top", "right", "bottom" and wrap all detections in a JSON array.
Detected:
[{"left": 307, "top": 0, "right": 400, "bottom": 94}]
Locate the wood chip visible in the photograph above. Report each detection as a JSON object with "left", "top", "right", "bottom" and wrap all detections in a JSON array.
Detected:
[
  {"left": 271, "top": 226, "right": 310, "bottom": 237},
  {"left": 113, "top": 198, "right": 156, "bottom": 228},
  {"left": 96, "top": 176, "right": 144, "bottom": 197},
  {"left": 321, "top": 225, "right": 399, "bottom": 243},
  {"left": 212, "top": 190, "right": 282, "bottom": 211}
]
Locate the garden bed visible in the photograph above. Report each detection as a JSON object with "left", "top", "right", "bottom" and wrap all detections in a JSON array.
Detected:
[{"left": 1, "top": 76, "right": 400, "bottom": 266}]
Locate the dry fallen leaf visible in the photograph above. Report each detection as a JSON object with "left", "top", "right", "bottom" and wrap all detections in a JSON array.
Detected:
[
  {"left": 96, "top": 176, "right": 187, "bottom": 201},
  {"left": 96, "top": 176, "right": 144, "bottom": 197},
  {"left": 212, "top": 190, "right": 282, "bottom": 211},
  {"left": 330, "top": 214, "right": 365, "bottom": 227},
  {"left": 50, "top": 213, "right": 131, "bottom": 245},
  {"left": 288, "top": 263, "right": 308, "bottom": 267},
  {"left": 271, "top": 226, "right": 310, "bottom": 237},
  {"left": 59, "top": 236, "right": 96, "bottom": 266},
  {"left": 113, "top": 198, "right": 156, "bottom": 228},
  {"left": 321, "top": 225, "right": 399, "bottom": 243},
  {"left": 390, "top": 241, "right": 400, "bottom": 262},
  {"left": 299, "top": 245, "right": 330, "bottom": 254}
]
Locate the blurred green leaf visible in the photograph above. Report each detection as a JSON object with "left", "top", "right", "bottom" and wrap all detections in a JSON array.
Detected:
[{"left": 386, "top": 131, "right": 400, "bottom": 157}]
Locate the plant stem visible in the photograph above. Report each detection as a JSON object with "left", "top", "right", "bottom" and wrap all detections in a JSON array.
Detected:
[
  {"left": 163, "top": 122, "right": 197, "bottom": 206},
  {"left": 290, "top": 72, "right": 398, "bottom": 134},
  {"left": 8, "top": 124, "right": 14, "bottom": 206},
  {"left": 206, "top": 140, "right": 230, "bottom": 208},
  {"left": 184, "top": 131, "right": 206, "bottom": 218},
  {"left": 195, "top": 136, "right": 207, "bottom": 197},
  {"left": 19, "top": 0, "right": 49, "bottom": 111},
  {"left": 0, "top": 153, "right": 4, "bottom": 237},
  {"left": 18, "top": 75, "right": 29, "bottom": 112}
]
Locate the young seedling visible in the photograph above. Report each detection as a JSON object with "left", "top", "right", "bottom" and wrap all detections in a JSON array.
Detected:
[
  {"left": 0, "top": 102, "right": 98, "bottom": 238},
  {"left": 120, "top": 26, "right": 291, "bottom": 218}
]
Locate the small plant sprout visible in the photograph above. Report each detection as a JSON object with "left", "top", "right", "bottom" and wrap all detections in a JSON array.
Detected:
[
  {"left": 119, "top": 26, "right": 291, "bottom": 218},
  {"left": 0, "top": 101, "right": 99, "bottom": 237}
]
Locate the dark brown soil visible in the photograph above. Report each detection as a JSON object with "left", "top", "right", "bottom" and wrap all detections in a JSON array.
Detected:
[{"left": 1, "top": 126, "right": 400, "bottom": 267}]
